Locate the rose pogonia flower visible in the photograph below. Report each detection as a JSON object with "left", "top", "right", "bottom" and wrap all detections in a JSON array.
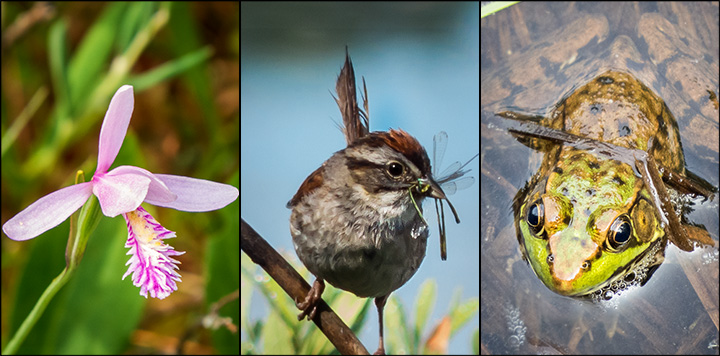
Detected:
[{"left": 2, "top": 85, "right": 238, "bottom": 299}]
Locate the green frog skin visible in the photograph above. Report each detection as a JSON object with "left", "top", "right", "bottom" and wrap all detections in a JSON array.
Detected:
[{"left": 514, "top": 71, "right": 685, "bottom": 297}]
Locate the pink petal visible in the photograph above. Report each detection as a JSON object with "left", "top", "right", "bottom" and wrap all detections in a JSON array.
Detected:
[
  {"left": 92, "top": 173, "right": 150, "bottom": 217},
  {"left": 145, "top": 174, "right": 238, "bottom": 212},
  {"left": 108, "top": 166, "right": 177, "bottom": 203},
  {"left": 97, "top": 85, "right": 134, "bottom": 173},
  {"left": 2, "top": 183, "right": 94, "bottom": 241}
]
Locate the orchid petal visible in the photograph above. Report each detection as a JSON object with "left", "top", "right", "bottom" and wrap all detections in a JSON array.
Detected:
[
  {"left": 145, "top": 174, "right": 238, "bottom": 212},
  {"left": 92, "top": 173, "right": 150, "bottom": 217},
  {"left": 2, "top": 183, "right": 94, "bottom": 241},
  {"left": 108, "top": 166, "right": 177, "bottom": 203},
  {"left": 97, "top": 85, "right": 134, "bottom": 173}
]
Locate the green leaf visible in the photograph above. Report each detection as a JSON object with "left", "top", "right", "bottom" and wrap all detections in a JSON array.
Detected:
[
  {"left": 261, "top": 310, "right": 294, "bottom": 354},
  {"left": 449, "top": 295, "right": 479, "bottom": 336},
  {"left": 47, "top": 19, "right": 70, "bottom": 120},
  {"left": 67, "top": 2, "right": 127, "bottom": 109},
  {"left": 129, "top": 47, "right": 213, "bottom": 91},
  {"left": 481, "top": 1, "right": 518, "bottom": 18},
  {"left": 385, "top": 295, "right": 412, "bottom": 354},
  {"left": 206, "top": 171, "right": 240, "bottom": 355},
  {"left": 413, "top": 279, "right": 437, "bottom": 346}
]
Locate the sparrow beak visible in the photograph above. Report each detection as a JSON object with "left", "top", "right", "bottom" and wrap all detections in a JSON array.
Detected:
[
  {"left": 417, "top": 177, "right": 447, "bottom": 200},
  {"left": 417, "top": 176, "right": 461, "bottom": 224}
]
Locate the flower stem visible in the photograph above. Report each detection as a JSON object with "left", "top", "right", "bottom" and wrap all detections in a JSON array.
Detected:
[
  {"left": 2, "top": 176, "right": 102, "bottom": 355},
  {"left": 2, "top": 268, "right": 71, "bottom": 355}
]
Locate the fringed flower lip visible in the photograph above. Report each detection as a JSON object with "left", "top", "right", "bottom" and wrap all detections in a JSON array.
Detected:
[
  {"left": 2, "top": 85, "right": 238, "bottom": 298},
  {"left": 123, "top": 206, "right": 186, "bottom": 299}
]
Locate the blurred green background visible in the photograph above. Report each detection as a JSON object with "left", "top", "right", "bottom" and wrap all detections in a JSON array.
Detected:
[{"left": 1, "top": 2, "right": 238, "bottom": 354}]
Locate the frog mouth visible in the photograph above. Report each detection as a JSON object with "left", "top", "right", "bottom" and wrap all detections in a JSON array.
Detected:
[{"left": 579, "top": 238, "right": 666, "bottom": 301}]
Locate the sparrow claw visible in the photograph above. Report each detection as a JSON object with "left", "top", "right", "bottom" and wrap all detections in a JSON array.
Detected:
[
  {"left": 295, "top": 297, "right": 318, "bottom": 321},
  {"left": 295, "top": 303, "right": 317, "bottom": 321},
  {"left": 296, "top": 279, "right": 325, "bottom": 321}
]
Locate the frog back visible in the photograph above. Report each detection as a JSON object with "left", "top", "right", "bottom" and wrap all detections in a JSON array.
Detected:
[{"left": 548, "top": 70, "right": 685, "bottom": 173}]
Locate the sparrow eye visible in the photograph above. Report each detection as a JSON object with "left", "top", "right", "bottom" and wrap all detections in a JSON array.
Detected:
[{"left": 386, "top": 161, "right": 405, "bottom": 177}]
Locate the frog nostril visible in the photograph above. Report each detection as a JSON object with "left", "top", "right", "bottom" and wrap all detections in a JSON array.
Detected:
[
  {"left": 598, "top": 76, "right": 614, "bottom": 84},
  {"left": 619, "top": 124, "right": 631, "bottom": 136}
]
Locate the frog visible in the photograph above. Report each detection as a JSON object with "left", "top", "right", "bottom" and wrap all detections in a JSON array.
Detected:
[
  {"left": 480, "top": 3, "right": 718, "bottom": 354},
  {"left": 481, "top": 8, "right": 718, "bottom": 301},
  {"left": 510, "top": 70, "right": 686, "bottom": 299}
]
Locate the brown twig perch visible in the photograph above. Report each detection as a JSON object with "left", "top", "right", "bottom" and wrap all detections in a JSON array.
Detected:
[{"left": 241, "top": 218, "right": 369, "bottom": 355}]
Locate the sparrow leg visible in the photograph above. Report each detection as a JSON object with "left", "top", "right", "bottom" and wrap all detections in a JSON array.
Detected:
[
  {"left": 296, "top": 279, "right": 325, "bottom": 321},
  {"left": 373, "top": 294, "right": 389, "bottom": 355}
]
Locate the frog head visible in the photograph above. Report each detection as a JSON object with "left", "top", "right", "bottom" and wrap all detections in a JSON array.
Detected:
[{"left": 514, "top": 148, "right": 665, "bottom": 297}]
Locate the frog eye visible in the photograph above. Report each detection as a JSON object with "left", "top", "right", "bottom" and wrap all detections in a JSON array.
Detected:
[
  {"left": 608, "top": 215, "right": 632, "bottom": 251},
  {"left": 526, "top": 199, "right": 545, "bottom": 235}
]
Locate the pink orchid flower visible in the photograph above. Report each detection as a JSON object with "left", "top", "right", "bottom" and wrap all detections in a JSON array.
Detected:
[{"left": 2, "top": 85, "right": 239, "bottom": 299}]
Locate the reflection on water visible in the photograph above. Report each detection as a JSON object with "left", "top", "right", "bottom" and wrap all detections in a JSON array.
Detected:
[
  {"left": 481, "top": 2, "right": 718, "bottom": 354},
  {"left": 485, "top": 246, "right": 719, "bottom": 353}
]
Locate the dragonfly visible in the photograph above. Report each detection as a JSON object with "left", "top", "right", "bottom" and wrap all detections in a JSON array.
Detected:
[{"left": 430, "top": 131, "right": 478, "bottom": 260}]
